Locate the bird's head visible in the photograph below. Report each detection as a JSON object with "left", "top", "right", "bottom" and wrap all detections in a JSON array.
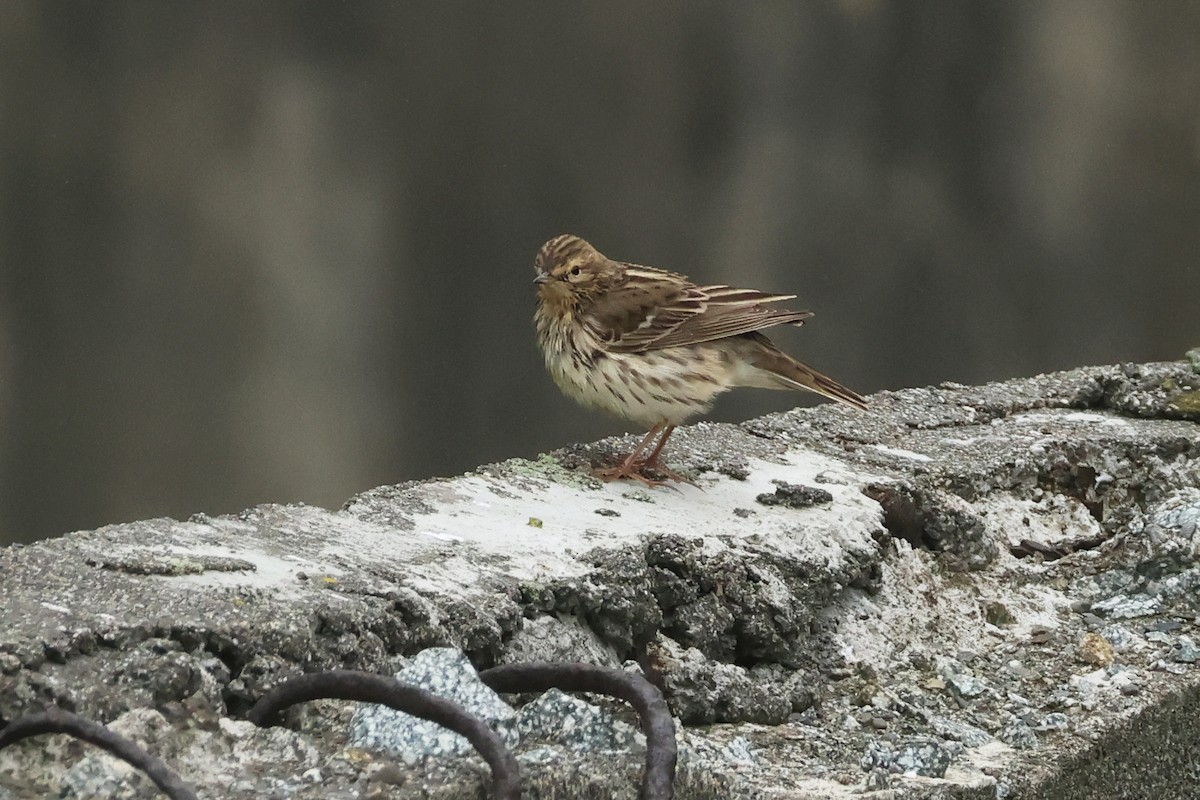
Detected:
[{"left": 533, "top": 234, "right": 620, "bottom": 309}]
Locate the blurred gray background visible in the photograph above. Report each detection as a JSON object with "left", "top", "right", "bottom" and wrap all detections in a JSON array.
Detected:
[{"left": 2, "top": 1, "right": 1197, "bottom": 544}]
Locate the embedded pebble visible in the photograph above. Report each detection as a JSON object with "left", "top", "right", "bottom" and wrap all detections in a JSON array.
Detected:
[
  {"left": 1035, "top": 713, "right": 1069, "bottom": 731},
  {"left": 347, "top": 648, "right": 518, "bottom": 762},
  {"left": 514, "top": 689, "right": 641, "bottom": 752},
  {"left": 938, "top": 658, "right": 988, "bottom": 698},
  {"left": 1092, "top": 594, "right": 1163, "bottom": 619},
  {"left": 931, "top": 716, "right": 992, "bottom": 747},
  {"left": 1078, "top": 632, "right": 1115, "bottom": 667},
  {"left": 999, "top": 719, "right": 1038, "bottom": 750},
  {"left": 860, "top": 737, "right": 954, "bottom": 778},
  {"left": 1173, "top": 635, "right": 1200, "bottom": 663}
]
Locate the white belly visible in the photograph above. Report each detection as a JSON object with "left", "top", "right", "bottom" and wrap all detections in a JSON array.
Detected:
[{"left": 547, "top": 344, "right": 735, "bottom": 428}]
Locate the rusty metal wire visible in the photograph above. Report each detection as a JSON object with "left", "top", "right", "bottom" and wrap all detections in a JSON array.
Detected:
[
  {"left": 479, "top": 662, "right": 677, "bottom": 800},
  {"left": 247, "top": 669, "right": 522, "bottom": 799},
  {"left": 0, "top": 706, "right": 199, "bottom": 800},
  {"left": 0, "top": 660, "right": 680, "bottom": 799}
]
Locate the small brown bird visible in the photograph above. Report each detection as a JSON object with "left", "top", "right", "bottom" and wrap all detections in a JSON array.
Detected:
[{"left": 533, "top": 234, "right": 867, "bottom": 486}]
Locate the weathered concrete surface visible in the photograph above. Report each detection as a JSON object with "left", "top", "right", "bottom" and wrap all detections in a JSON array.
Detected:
[{"left": 1, "top": 359, "right": 1198, "bottom": 798}]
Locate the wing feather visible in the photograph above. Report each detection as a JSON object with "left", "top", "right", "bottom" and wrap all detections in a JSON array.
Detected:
[{"left": 588, "top": 263, "right": 813, "bottom": 353}]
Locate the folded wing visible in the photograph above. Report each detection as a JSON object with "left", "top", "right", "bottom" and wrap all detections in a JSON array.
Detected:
[{"left": 591, "top": 264, "right": 813, "bottom": 353}]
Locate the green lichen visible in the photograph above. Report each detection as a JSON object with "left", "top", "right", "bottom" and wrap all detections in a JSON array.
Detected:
[
  {"left": 1166, "top": 390, "right": 1200, "bottom": 420},
  {"left": 1185, "top": 347, "right": 1200, "bottom": 374},
  {"left": 984, "top": 601, "right": 1016, "bottom": 626},
  {"left": 165, "top": 557, "right": 205, "bottom": 576},
  {"left": 488, "top": 453, "right": 601, "bottom": 489}
]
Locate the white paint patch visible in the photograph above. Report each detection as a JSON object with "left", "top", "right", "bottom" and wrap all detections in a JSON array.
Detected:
[
  {"left": 980, "top": 494, "right": 1101, "bottom": 549},
  {"left": 40, "top": 602, "right": 71, "bottom": 615},
  {"left": 109, "top": 515, "right": 380, "bottom": 596},
  {"left": 169, "top": 550, "right": 321, "bottom": 592},
  {"left": 1063, "top": 412, "right": 1133, "bottom": 426},
  {"left": 867, "top": 443, "right": 933, "bottom": 462},
  {"left": 829, "top": 548, "right": 1074, "bottom": 672},
  {"left": 84, "top": 450, "right": 888, "bottom": 611},
  {"left": 268, "top": 451, "right": 883, "bottom": 595},
  {"left": 420, "top": 531, "right": 465, "bottom": 543},
  {"left": 1018, "top": 410, "right": 1132, "bottom": 429}
]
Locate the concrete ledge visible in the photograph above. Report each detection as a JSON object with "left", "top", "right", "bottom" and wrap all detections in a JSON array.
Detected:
[{"left": 1, "top": 360, "right": 1199, "bottom": 798}]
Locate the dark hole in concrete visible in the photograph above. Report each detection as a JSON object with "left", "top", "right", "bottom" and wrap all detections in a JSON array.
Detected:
[
  {"left": 862, "top": 484, "right": 938, "bottom": 551},
  {"left": 1040, "top": 458, "right": 1106, "bottom": 523}
]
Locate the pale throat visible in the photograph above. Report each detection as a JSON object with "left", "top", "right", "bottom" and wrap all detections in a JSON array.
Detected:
[{"left": 537, "top": 298, "right": 604, "bottom": 364}]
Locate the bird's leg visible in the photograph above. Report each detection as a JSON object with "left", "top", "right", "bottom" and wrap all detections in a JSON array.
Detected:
[
  {"left": 593, "top": 422, "right": 690, "bottom": 487},
  {"left": 593, "top": 422, "right": 670, "bottom": 487},
  {"left": 641, "top": 424, "right": 675, "bottom": 465},
  {"left": 635, "top": 425, "right": 693, "bottom": 484}
]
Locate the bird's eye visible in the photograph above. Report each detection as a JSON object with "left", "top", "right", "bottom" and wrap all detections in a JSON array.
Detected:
[{"left": 568, "top": 266, "right": 582, "bottom": 278}]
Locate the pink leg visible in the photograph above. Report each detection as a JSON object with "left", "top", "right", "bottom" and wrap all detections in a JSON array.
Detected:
[{"left": 592, "top": 422, "right": 690, "bottom": 487}]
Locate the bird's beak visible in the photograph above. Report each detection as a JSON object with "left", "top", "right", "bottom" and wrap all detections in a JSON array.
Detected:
[{"left": 533, "top": 272, "right": 550, "bottom": 285}]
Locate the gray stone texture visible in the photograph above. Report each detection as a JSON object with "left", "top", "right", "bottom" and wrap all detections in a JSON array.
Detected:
[{"left": 0, "top": 359, "right": 1198, "bottom": 798}]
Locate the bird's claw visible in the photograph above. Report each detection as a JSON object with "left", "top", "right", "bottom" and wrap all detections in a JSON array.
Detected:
[{"left": 592, "top": 456, "right": 694, "bottom": 488}]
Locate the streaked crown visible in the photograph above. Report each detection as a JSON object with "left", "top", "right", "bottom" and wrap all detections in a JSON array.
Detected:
[{"left": 534, "top": 234, "right": 602, "bottom": 278}]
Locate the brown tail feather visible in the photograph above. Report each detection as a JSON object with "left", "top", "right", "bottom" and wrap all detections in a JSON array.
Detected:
[{"left": 752, "top": 348, "right": 868, "bottom": 411}]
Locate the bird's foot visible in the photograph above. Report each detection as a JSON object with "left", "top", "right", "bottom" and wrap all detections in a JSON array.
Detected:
[
  {"left": 593, "top": 455, "right": 693, "bottom": 488},
  {"left": 638, "top": 457, "right": 696, "bottom": 486}
]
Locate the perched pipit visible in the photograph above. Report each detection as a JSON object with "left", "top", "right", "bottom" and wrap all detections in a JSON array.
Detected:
[{"left": 533, "top": 234, "right": 867, "bottom": 486}]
